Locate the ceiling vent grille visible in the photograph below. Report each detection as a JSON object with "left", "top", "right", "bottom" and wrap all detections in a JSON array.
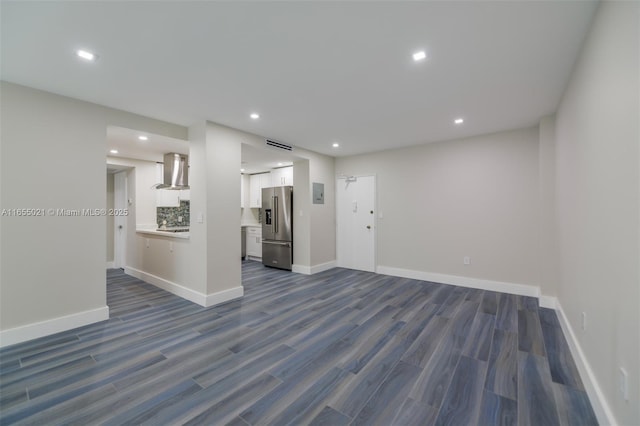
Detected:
[{"left": 265, "top": 139, "right": 293, "bottom": 151}]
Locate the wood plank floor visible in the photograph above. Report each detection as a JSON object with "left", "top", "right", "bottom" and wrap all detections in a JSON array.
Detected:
[{"left": 0, "top": 261, "right": 598, "bottom": 425}]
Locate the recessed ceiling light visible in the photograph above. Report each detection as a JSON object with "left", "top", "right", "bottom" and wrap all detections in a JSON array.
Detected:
[
  {"left": 454, "top": 118, "right": 464, "bottom": 124},
  {"left": 110, "top": 149, "right": 118, "bottom": 154},
  {"left": 240, "top": 168, "right": 245, "bottom": 172},
  {"left": 76, "top": 49, "right": 96, "bottom": 61},
  {"left": 250, "top": 113, "right": 260, "bottom": 119},
  {"left": 412, "top": 51, "right": 427, "bottom": 62},
  {"left": 138, "top": 135, "right": 148, "bottom": 141},
  {"left": 277, "top": 162, "right": 283, "bottom": 166},
  {"left": 332, "top": 143, "right": 340, "bottom": 148}
]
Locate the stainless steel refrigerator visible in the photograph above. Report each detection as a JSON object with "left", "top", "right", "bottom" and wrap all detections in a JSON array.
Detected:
[{"left": 262, "top": 186, "right": 293, "bottom": 270}]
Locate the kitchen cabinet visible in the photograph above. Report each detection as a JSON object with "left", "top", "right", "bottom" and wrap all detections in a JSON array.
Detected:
[
  {"left": 249, "top": 172, "right": 271, "bottom": 208},
  {"left": 271, "top": 166, "right": 293, "bottom": 186},
  {"left": 156, "top": 189, "right": 189, "bottom": 207},
  {"left": 246, "top": 226, "right": 262, "bottom": 259}
]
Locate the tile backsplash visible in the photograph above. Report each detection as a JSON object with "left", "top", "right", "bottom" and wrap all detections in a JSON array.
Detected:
[{"left": 157, "top": 200, "right": 190, "bottom": 227}]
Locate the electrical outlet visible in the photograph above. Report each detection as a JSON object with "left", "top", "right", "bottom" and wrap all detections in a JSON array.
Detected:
[
  {"left": 169, "top": 242, "right": 174, "bottom": 253},
  {"left": 178, "top": 216, "right": 183, "bottom": 223},
  {"left": 463, "top": 256, "right": 470, "bottom": 265},
  {"left": 581, "top": 312, "right": 587, "bottom": 331},
  {"left": 145, "top": 238, "right": 150, "bottom": 248},
  {"left": 619, "top": 367, "right": 629, "bottom": 401}
]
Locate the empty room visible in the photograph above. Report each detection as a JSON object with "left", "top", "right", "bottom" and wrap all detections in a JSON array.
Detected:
[{"left": 0, "top": 1, "right": 638, "bottom": 425}]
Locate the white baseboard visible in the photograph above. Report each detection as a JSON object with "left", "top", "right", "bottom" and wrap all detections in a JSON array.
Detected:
[
  {"left": 553, "top": 299, "right": 617, "bottom": 426},
  {"left": 376, "top": 265, "right": 540, "bottom": 298},
  {"left": 0, "top": 306, "right": 109, "bottom": 348},
  {"left": 293, "top": 261, "right": 337, "bottom": 275},
  {"left": 538, "top": 295, "right": 558, "bottom": 309},
  {"left": 311, "top": 261, "right": 337, "bottom": 274},
  {"left": 204, "top": 286, "right": 244, "bottom": 307},
  {"left": 292, "top": 264, "right": 310, "bottom": 274},
  {"left": 106, "top": 261, "right": 115, "bottom": 269},
  {"left": 125, "top": 266, "right": 243, "bottom": 308}
]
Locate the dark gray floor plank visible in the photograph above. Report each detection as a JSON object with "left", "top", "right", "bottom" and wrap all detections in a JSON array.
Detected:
[
  {"left": 392, "top": 397, "right": 438, "bottom": 426},
  {"left": 495, "top": 293, "right": 518, "bottom": 333},
  {"left": 518, "top": 351, "right": 561, "bottom": 426},
  {"left": 409, "top": 301, "right": 479, "bottom": 408},
  {"left": 553, "top": 382, "right": 599, "bottom": 426},
  {"left": 478, "top": 390, "right": 518, "bottom": 426},
  {"left": 481, "top": 291, "right": 499, "bottom": 315},
  {"left": 350, "top": 361, "right": 422, "bottom": 426},
  {"left": 308, "top": 406, "right": 351, "bottom": 426},
  {"left": 485, "top": 329, "right": 518, "bottom": 400},
  {"left": 539, "top": 308, "right": 584, "bottom": 390},
  {"left": 328, "top": 335, "right": 410, "bottom": 418},
  {"left": 0, "top": 263, "right": 596, "bottom": 425},
  {"left": 434, "top": 355, "right": 487, "bottom": 426},
  {"left": 518, "top": 308, "right": 546, "bottom": 356},
  {"left": 265, "top": 367, "right": 352, "bottom": 426},
  {"left": 181, "top": 373, "right": 281, "bottom": 426},
  {"left": 401, "top": 316, "right": 450, "bottom": 368},
  {"left": 462, "top": 312, "right": 495, "bottom": 361}
]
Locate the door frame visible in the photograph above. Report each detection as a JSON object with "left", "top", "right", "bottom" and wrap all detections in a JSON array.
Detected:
[
  {"left": 113, "top": 170, "right": 128, "bottom": 269},
  {"left": 335, "top": 174, "right": 377, "bottom": 272}
]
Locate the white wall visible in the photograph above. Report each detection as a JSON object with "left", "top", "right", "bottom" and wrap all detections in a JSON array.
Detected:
[
  {"left": 309, "top": 154, "right": 337, "bottom": 268},
  {"left": 0, "top": 82, "right": 187, "bottom": 342},
  {"left": 554, "top": 1, "right": 639, "bottom": 424},
  {"left": 293, "top": 159, "right": 311, "bottom": 268},
  {"left": 203, "top": 122, "right": 242, "bottom": 295},
  {"left": 336, "top": 127, "right": 540, "bottom": 288},
  {"left": 538, "top": 115, "right": 560, "bottom": 297}
]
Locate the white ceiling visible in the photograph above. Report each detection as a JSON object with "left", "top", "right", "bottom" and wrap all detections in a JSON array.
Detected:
[
  {"left": 1, "top": 1, "right": 598, "bottom": 157},
  {"left": 107, "top": 126, "right": 189, "bottom": 163},
  {"left": 106, "top": 126, "right": 295, "bottom": 174}
]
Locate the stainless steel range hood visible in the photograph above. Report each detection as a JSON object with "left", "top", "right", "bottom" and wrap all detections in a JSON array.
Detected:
[{"left": 155, "top": 153, "right": 189, "bottom": 189}]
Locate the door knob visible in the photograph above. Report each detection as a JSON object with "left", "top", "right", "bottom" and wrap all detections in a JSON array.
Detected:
[{"left": 366, "top": 225, "right": 371, "bottom": 229}]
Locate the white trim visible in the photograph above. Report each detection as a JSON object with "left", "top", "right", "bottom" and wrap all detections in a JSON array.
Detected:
[
  {"left": 292, "top": 264, "right": 311, "bottom": 275},
  {"left": 204, "top": 286, "right": 244, "bottom": 307},
  {"left": 554, "top": 300, "right": 617, "bottom": 426},
  {"left": 377, "top": 265, "right": 540, "bottom": 297},
  {"left": 538, "top": 295, "right": 558, "bottom": 309},
  {"left": 0, "top": 306, "right": 109, "bottom": 348},
  {"left": 311, "top": 261, "right": 337, "bottom": 274},
  {"left": 106, "top": 261, "right": 115, "bottom": 269},
  {"left": 124, "top": 266, "right": 243, "bottom": 308},
  {"left": 293, "top": 261, "right": 337, "bottom": 275}
]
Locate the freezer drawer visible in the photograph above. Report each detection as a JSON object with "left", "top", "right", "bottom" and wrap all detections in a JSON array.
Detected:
[{"left": 262, "top": 240, "right": 292, "bottom": 271}]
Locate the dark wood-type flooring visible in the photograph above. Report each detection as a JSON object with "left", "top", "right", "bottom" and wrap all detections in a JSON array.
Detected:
[{"left": 0, "top": 261, "right": 597, "bottom": 425}]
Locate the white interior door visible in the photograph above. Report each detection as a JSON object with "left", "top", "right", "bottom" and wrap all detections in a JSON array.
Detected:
[
  {"left": 113, "top": 171, "right": 127, "bottom": 269},
  {"left": 336, "top": 175, "right": 376, "bottom": 272}
]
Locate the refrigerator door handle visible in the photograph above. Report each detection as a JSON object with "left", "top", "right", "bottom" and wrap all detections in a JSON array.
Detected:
[
  {"left": 273, "top": 195, "right": 278, "bottom": 234},
  {"left": 262, "top": 240, "right": 291, "bottom": 247}
]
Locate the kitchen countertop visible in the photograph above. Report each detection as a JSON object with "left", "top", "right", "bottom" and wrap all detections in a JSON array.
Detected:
[
  {"left": 241, "top": 223, "right": 261, "bottom": 228},
  {"left": 136, "top": 228, "right": 190, "bottom": 239}
]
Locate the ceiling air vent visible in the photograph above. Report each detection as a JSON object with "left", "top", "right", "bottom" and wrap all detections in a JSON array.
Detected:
[{"left": 265, "top": 139, "right": 293, "bottom": 151}]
